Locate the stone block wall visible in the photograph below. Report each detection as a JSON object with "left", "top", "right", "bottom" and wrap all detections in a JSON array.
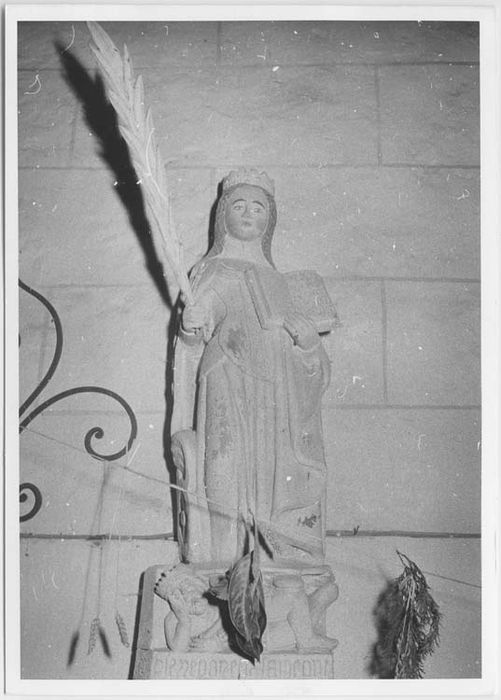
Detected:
[{"left": 17, "top": 20, "right": 480, "bottom": 679}]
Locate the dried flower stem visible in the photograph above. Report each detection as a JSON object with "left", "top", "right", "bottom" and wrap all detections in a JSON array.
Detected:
[
  {"left": 115, "top": 612, "right": 130, "bottom": 648},
  {"left": 88, "top": 617, "right": 100, "bottom": 655}
]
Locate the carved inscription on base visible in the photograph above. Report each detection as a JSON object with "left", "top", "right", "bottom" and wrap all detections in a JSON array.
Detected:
[{"left": 146, "top": 651, "right": 333, "bottom": 679}]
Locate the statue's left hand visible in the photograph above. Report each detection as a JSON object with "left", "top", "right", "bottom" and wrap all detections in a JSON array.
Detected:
[{"left": 283, "top": 312, "right": 319, "bottom": 351}]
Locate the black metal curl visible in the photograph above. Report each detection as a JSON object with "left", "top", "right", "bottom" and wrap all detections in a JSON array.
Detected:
[
  {"left": 19, "top": 279, "right": 64, "bottom": 417},
  {"left": 20, "top": 386, "right": 138, "bottom": 461},
  {"left": 19, "top": 483, "right": 43, "bottom": 522},
  {"left": 19, "top": 280, "right": 139, "bottom": 520}
]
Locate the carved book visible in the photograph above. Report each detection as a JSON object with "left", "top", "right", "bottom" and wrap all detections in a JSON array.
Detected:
[{"left": 245, "top": 267, "right": 337, "bottom": 334}]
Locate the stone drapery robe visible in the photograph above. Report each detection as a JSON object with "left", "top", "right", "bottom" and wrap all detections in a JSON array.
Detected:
[{"left": 172, "top": 256, "right": 331, "bottom": 567}]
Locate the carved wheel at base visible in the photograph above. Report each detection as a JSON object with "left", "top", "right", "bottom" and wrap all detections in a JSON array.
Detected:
[{"left": 171, "top": 429, "right": 197, "bottom": 561}]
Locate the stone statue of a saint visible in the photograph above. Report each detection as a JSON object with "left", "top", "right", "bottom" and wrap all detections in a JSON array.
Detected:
[
  {"left": 171, "top": 169, "right": 336, "bottom": 568},
  {"left": 135, "top": 169, "right": 339, "bottom": 678}
]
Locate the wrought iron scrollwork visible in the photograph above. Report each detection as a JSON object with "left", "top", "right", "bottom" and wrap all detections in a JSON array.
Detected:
[
  {"left": 18, "top": 280, "right": 63, "bottom": 418},
  {"left": 19, "top": 279, "right": 138, "bottom": 522},
  {"left": 19, "top": 483, "right": 43, "bottom": 522}
]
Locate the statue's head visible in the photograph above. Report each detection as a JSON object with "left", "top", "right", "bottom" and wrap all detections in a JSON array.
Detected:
[{"left": 210, "top": 168, "right": 277, "bottom": 265}]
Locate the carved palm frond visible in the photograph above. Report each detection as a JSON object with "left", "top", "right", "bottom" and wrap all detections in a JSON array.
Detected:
[{"left": 87, "top": 21, "right": 193, "bottom": 304}]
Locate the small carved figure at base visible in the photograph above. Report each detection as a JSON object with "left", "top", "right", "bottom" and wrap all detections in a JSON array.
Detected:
[
  {"left": 263, "top": 571, "right": 338, "bottom": 653},
  {"left": 154, "top": 565, "right": 229, "bottom": 653}
]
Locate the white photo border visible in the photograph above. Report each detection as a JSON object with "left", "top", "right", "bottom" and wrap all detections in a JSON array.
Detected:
[{"left": 4, "top": 2, "right": 500, "bottom": 698}]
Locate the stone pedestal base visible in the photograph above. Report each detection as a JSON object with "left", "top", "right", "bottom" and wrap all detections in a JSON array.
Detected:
[
  {"left": 134, "top": 649, "right": 334, "bottom": 679},
  {"left": 132, "top": 562, "right": 337, "bottom": 679}
]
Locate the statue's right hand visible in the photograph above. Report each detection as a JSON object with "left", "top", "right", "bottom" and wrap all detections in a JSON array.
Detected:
[{"left": 182, "top": 304, "right": 208, "bottom": 333}]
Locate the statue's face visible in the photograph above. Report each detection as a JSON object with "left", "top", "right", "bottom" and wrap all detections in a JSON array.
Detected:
[
  {"left": 181, "top": 581, "right": 209, "bottom": 616},
  {"left": 224, "top": 185, "right": 269, "bottom": 242}
]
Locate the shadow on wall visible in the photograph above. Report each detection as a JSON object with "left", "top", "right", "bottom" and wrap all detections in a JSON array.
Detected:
[
  {"left": 368, "top": 575, "right": 400, "bottom": 678},
  {"left": 58, "top": 40, "right": 184, "bottom": 527},
  {"left": 57, "top": 37, "right": 227, "bottom": 567},
  {"left": 57, "top": 41, "right": 171, "bottom": 308},
  {"left": 161, "top": 190, "right": 221, "bottom": 544},
  {"left": 58, "top": 43, "right": 184, "bottom": 651},
  {"left": 127, "top": 569, "right": 145, "bottom": 679}
]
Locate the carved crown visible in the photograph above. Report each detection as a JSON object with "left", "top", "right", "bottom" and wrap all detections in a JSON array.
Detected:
[{"left": 222, "top": 168, "right": 275, "bottom": 197}]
